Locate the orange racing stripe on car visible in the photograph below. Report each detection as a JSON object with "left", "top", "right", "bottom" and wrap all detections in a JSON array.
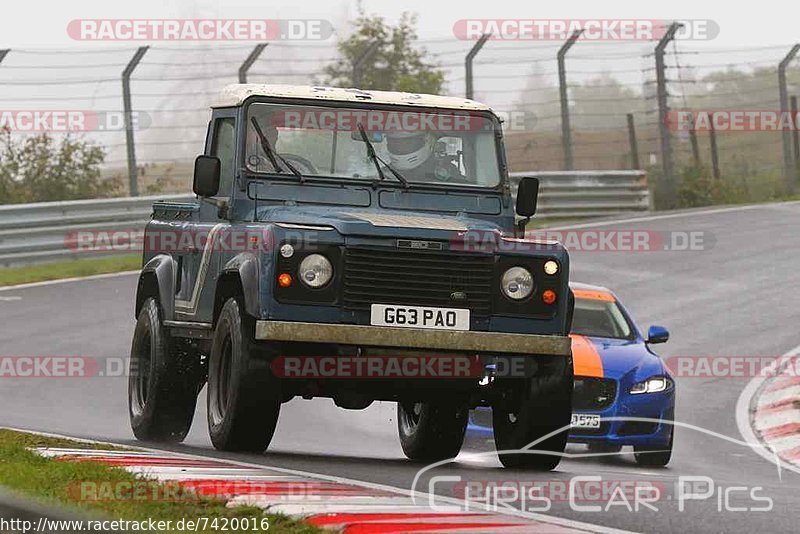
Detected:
[
  {"left": 570, "top": 334, "right": 604, "bottom": 378},
  {"left": 572, "top": 288, "right": 615, "bottom": 302}
]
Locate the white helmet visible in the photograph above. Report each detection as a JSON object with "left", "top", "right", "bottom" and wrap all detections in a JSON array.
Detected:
[{"left": 386, "top": 132, "right": 435, "bottom": 170}]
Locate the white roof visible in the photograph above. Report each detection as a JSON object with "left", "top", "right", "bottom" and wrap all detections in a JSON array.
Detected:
[{"left": 212, "top": 84, "right": 494, "bottom": 112}]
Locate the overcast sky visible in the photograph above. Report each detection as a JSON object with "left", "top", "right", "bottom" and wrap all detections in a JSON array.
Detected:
[
  {"left": 0, "top": 0, "right": 795, "bottom": 48},
  {"left": 1, "top": 0, "right": 794, "bottom": 170}
]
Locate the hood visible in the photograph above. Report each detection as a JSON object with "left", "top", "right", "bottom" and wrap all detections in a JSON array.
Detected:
[
  {"left": 257, "top": 205, "right": 507, "bottom": 241},
  {"left": 571, "top": 335, "right": 667, "bottom": 382}
]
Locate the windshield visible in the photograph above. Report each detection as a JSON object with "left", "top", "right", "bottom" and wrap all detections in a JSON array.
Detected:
[
  {"left": 571, "top": 297, "right": 634, "bottom": 340},
  {"left": 244, "top": 102, "right": 502, "bottom": 187}
]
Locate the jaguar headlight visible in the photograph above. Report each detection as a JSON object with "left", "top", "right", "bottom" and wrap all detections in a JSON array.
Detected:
[
  {"left": 501, "top": 266, "right": 534, "bottom": 300},
  {"left": 630, "top": 376, "right": 671, "bottom": 395},
  {"left": 298, "top": 254, "right": 333, "bottom": 288}
]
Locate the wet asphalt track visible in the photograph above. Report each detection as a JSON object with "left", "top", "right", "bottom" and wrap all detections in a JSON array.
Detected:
[{"left": 2, "top": 202, "right": 800, "bottom": 532}]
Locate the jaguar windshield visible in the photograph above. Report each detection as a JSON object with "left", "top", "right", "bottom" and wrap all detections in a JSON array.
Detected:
[{"left": 244, "top": 102, "right": 502, "bottom": 188}]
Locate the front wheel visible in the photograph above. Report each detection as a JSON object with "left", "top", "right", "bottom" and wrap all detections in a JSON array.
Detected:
[
  {"left": 128, "top": 297, "right": 201, "bottom": 442},
  {"left": 493, "top": 354, "right": 573, "bottom": 470},
  {"left": 397, "top": 401, "right": 468, "bottom": 462},
  {"left": 207, "top": 298, "right": 281, "bottom": 452}
]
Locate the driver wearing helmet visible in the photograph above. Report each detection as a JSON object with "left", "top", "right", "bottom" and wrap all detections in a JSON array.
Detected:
[{"left": 384, "top": 131, "right": 467, "bottom": 183}]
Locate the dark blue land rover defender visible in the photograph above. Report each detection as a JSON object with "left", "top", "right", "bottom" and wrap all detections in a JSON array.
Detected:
[{"left": 128, "top": 84, "right": 574, "bottom": 470}]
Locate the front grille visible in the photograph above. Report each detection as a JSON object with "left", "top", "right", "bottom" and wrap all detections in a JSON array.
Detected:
[
  {"left": 573, "top": 377, "right": 617, "bottom": 411},
  {"left": 570, "top": 422, "right": 610, "bottom": 436},
  {"left": 343, "top": 246, "right": 494, "bottom": 317}
]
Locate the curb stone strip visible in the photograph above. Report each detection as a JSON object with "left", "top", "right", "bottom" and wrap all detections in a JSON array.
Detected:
[
  {"left": 36, "top": 447, "right": 615, "bottom": 533},
  {"left": 751, "top": 355, "right": 800, "bottom": 468}
]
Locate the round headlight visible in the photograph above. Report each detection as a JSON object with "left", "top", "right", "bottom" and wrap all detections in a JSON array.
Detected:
[
  {"left": 298, "top": 254, "right": 333, "bottom": 288},
  {"left": 501, "top": 266, "right": 534, "bottom": 300}
]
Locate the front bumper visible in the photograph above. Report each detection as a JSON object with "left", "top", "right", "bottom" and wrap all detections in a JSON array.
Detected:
[
  {"left": 569, "top": 390, "right": 675, "bottom": 447},
  {"left": 255, "top": 320, "right": 571, "bottom": 356}
]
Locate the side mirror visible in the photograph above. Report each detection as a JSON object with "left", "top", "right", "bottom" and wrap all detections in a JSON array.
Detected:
[
  {"left": 647, "top": 325, "right": 670, "bottom": 344},
  {"left": 193, "top": 155, "right": 221, "bottom": 197},
  {"left": 516, "top": 177, "right": 539, "bottom": 218}
]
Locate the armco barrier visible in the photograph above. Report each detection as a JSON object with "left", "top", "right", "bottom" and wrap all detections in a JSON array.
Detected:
[
  {"left": 510, "top": 170, "right": 650, "bottom": 219},
  {"left": 0, "top": 171, "right": 649, "bottom": 266}
]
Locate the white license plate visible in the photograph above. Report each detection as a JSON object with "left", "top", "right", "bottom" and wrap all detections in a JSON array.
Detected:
[
  {"left": 571, "top": 414, "right": 601, "bottom": 429},
  {"left": 370, "top": 304, "right": 470, "bottom": 331}
]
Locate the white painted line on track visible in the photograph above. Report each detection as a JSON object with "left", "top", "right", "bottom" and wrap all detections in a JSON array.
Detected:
[{"left": 0, "top": 270, "right": 139, "bottom": 292}]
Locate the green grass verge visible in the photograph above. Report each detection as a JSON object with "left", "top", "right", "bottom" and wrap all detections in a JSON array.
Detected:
[
  {"left": 0, "top": 255, "right": 141, "bottom": 287},
  {"left": 0, "top": 429, "right": 319, "bottom": 533}
]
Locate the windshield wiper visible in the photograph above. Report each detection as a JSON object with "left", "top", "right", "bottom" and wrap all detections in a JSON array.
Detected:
[
  {"left": 357, "top": 123, "right": 409, "bottom": 188},
  {"left": 250, "top": 117, "right": 305, "bottom": 182}
]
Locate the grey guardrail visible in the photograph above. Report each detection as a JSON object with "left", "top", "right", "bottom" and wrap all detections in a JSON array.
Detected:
[
  {"left": 510, "top": 170, "right": 650, "bottom": 219},
  {"left": 0, "top": 194, "right": 189, "bottom": 267},
  {"left": 0, "top": 171, "right": 649, "bottom": 266}
]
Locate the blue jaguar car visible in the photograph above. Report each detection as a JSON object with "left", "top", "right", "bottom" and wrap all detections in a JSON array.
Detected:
[{"left": 467, "top": 282, "right": 675, "bottom": 467}]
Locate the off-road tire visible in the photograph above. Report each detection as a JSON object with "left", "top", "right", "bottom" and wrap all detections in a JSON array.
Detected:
[
  {"left": 492, "top": 354, "right": 573, "bottom": 470},
  {"left": 128, "top": 297, "right": 201, "bottom": 442},
  {"left": 207, "top": 298, "right": 280, "bottom": 452},
  {"left": 397, "top": 401, "right": 468, "bottom": 462}
]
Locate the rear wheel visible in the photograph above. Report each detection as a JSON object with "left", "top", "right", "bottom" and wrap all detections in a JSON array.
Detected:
[
  {"left": 493, "top": 354, "right": 573, "bottom": 470},
  {"left": 634, "top": 431, "right": 673, "bottom": 467},
  {"left": 128, "top": 297, "right": 201, "bottom": 442},
  {"left": 397, "top": 401, "right": 468, "bottom": 462},
  {"left": 207, "top": 298, "right": 281, "bottom": 452}
]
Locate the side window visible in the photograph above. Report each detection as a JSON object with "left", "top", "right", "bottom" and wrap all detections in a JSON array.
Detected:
[{"left": 211, "top": 118, "right": 236, "bottom": 197}]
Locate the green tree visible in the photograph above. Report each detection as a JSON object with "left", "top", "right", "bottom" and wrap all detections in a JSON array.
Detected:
[
  {"left": 0, "top": 128, "right": 117, "bottom": 204},
  {"left": 323, "top": 10, "right": 444, "bottom": 94}
]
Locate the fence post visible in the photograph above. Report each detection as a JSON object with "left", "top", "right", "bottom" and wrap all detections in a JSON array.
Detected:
[
  {"left": 655, "top": 22, "right": 683, "bottom": 207},
  {"left": 689, "top": 116, "right": 701, "bottom": 167},
  {"left": 557, "top": 29, "right": 583, "bottom": 170},
  {"left": 0, "top": 49, "right": 9, "bottom": 64},
  {"left": 779, "top": 44, "right": 800, "bottom": 193},
  {"left": 352, "top": 40, "right": 379, "bottom": 88},
  {"left": 122, "top": 46, "right": 148, "bottom": 198},
  {"left": 465, "top": 34, "right": 491, "bottom": 99},
  {"left": 707, "top": 112, "right": 721, "bottom": 180},
  {"left": 238, "top": 44, "right": 268, "bottom": 83},
  {"left": 626, "top": 113, "right": 640, "bottom": 170},
  {"left": 792, "top": 96, "right": 800, "bottom": 177}
]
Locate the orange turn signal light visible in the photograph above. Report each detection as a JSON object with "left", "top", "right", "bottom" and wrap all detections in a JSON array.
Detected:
[
  {"left": 542, "top": 289, "right": 557, "bottom": 305},
  {"left": 277, "top": 273, "right": 293, "bottom": 288}
]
